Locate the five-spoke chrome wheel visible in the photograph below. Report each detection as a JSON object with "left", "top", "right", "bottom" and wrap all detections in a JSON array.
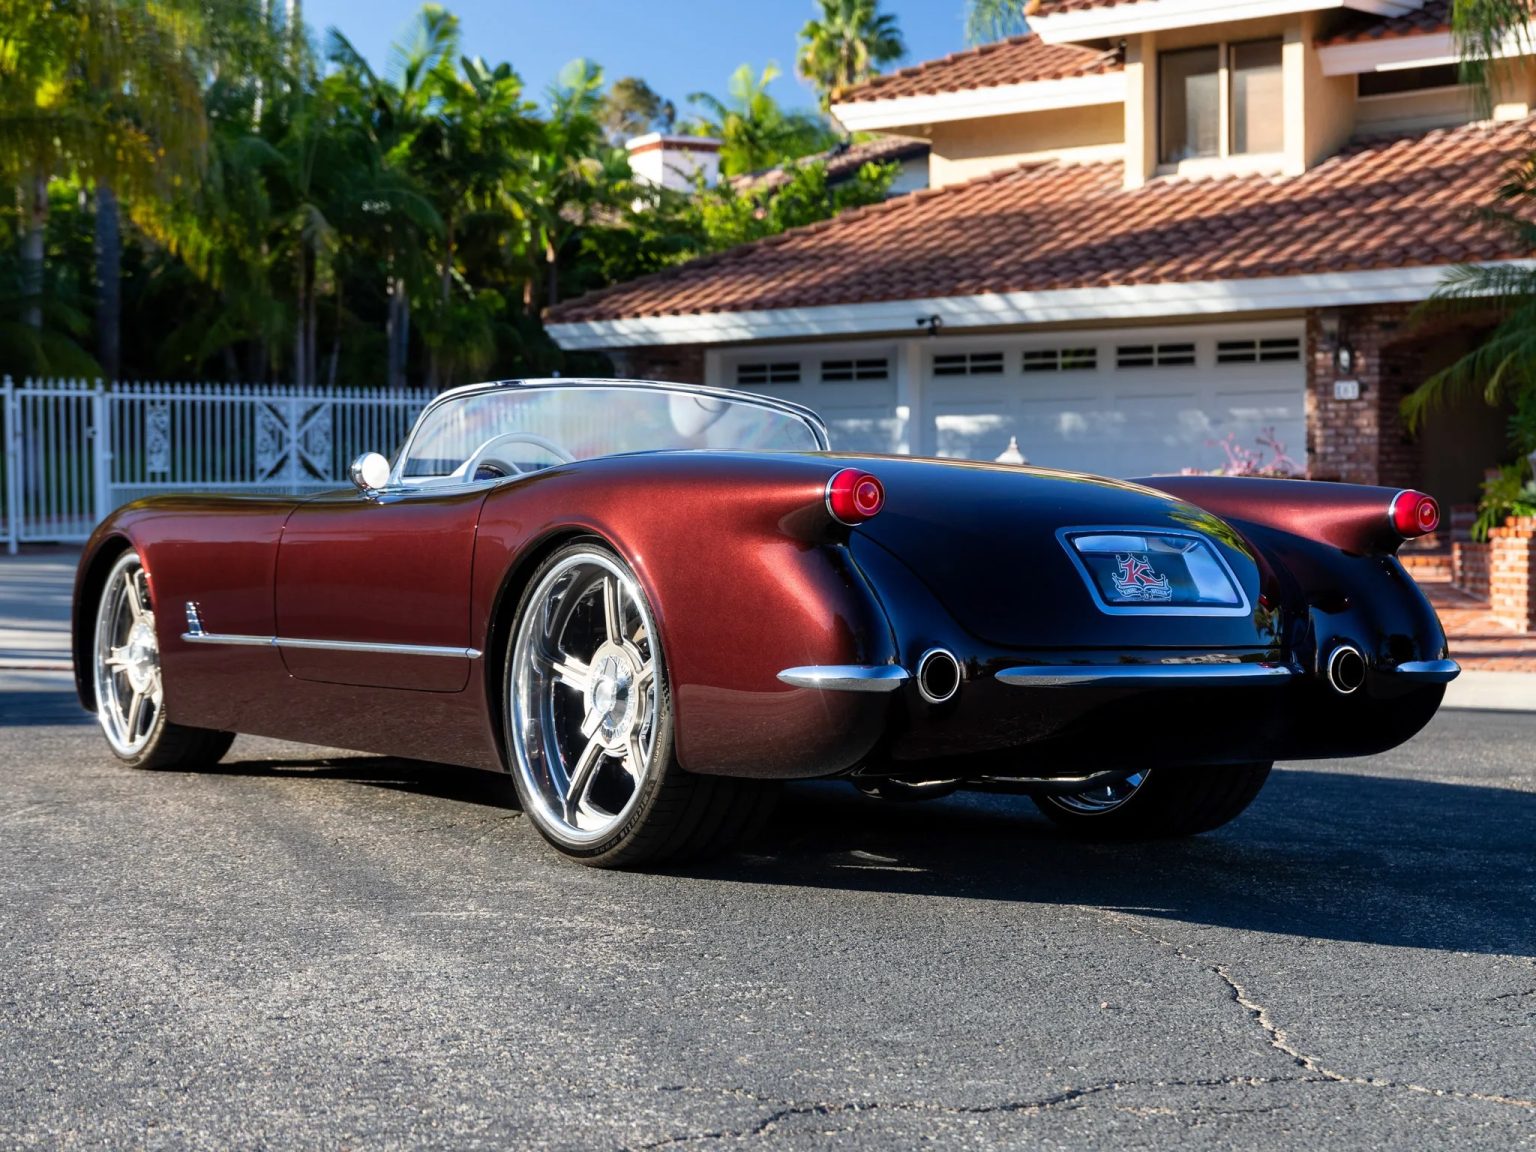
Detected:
[
  {"left": 1046, "top": 771, "right": 1148, "bottom": 815},
  {"left": 509, "top": 549, "right": 662, "bottom": 848},
  {"left": 93, "top": 550, "right": 164, "bottom": 756}
]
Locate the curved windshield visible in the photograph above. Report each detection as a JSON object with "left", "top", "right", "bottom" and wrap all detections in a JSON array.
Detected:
[{"left": 400, "top": 383, "right": 824, "bottom": 481}]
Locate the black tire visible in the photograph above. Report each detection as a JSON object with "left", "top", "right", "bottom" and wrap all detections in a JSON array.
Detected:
[
  {"left": 1032, "top": 763, "right": 1272, "bottom": 839},
  {"left": 90, "top": 548, "right": 235, "bottom": 771},
  {"left": 503, "top": 541, "right": 776, "bottom": 868}
]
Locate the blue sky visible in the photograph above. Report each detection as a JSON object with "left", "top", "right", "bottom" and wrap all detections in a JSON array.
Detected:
[{"left": 301, "top": 1, "right": 977, "bottom": 114}]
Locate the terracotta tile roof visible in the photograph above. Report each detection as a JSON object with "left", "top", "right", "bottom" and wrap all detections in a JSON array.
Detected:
[
  {"left": 731, "top": 135, "right": 929, "bottom": 193},
  {"left": 1317, "top": 0, "right": 1450, "bottom": 45},
  {"left": 835, "top": 34, "right": 1120, "bottom": 104},
  {"left": 546, "top": 117, "right": 1535, "bottom": 326}
]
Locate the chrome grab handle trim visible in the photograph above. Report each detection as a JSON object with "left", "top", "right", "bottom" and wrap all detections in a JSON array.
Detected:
[
  {"left": 182, "top": 602, "right": 480, "bottom": 660},
  {"left": 996, "top": 663, "right": 1295, "bottom": 688},
  {"left": 1385, "top": 659, "right": 1461, "bottom": 684},
  {"left": 777, "top": 665, "right": 910, "bottom": 692}
]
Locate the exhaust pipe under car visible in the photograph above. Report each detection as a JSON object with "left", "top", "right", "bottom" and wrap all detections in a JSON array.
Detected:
[{"left": 1325, "top": 644, "right": 1367, "bottom": 695}]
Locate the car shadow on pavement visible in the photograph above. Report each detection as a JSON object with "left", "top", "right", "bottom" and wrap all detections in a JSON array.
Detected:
[
  {"left": 700, "top": 771, "right": 1536, "bottom": 959},
  {"left": 201, "top": 748, "right": 1533, "bottom": 959},
  {"left": 201, "top": 754, "right": 522, "bottom": 810}
]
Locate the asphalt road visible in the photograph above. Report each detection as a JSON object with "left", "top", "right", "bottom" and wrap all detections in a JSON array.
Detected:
[{"left": 2, "top": 684, "right": 1533, "bottom": 1150}]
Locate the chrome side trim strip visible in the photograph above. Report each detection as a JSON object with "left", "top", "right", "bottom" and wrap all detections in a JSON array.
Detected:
[
  {"left": 1386, "top": 659, "right": 1460, "bottom": 684},
  {"left": 996, "top": 663, "right": 1294, "bottom": 688},
  {"left": 181, "top": 631, "right": 483, "bottom": 659},
  {"left": 184, "top": 599, "right": 480, "bottom": 659},
  {"left": 777, "top": 665, "right": 910, "bottom": 692}
]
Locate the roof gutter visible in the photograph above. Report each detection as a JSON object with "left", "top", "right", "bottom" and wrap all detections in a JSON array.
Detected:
[{"left": 546, "top": 264, "right": 1517, "bottom": 350}]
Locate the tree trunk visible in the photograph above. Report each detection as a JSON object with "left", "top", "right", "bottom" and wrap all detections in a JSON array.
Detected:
[
  {"left": 544, "top": 238, "right": 559, "bottom": 310},
  {"left": 327, "top": 286, "right": 342, "bottom": 388},
  {"left": 293, "top": 246, "right": 307, "bottom": 388},
  {"left": 305, "top": 260, "right": 318, "bottom": 392},
  {"left": 95, "top": 185, "right": 122, "bottom": 381},
  {"left": 386, "top": 276, "right": 411, "bottom": 390},
  {"left": 20, "top": 174, "right": 48, "bottom": 330}
]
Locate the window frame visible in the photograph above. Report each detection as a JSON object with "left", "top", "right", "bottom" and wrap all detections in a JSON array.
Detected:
[{"left": 1157, "top": 38, "right": 1285, "bottom": 168}]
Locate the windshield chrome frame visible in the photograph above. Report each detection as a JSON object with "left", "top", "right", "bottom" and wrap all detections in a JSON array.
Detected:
[{"left": 390, "top": 377, "right": 830, "bottom": 485}]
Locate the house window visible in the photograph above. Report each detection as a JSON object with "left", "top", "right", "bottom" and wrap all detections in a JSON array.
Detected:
[
  {"left": 821, "top": 357, "right": 890, "bottom": 382},
  {"left": 1023, "top": 348, "right": 1097, "bottom": 372},
  {"left": 736, "top": 361, "right": 800, "bottom": 386},
  {"left": 1358, "top": 64, "right": 1462, "bottom": 98},
  {"left": 1159, "top": 40, "right": 1283, "bottom": 165},
  {"left": 1117, "top": 343, "right": 1196, "bottom": 369},
  {"left": 933, "top": 352, "right": 1005, "bottom": 376},
  {"left": 1231, "top": 41, "right": 1283, "bottom": 154}
]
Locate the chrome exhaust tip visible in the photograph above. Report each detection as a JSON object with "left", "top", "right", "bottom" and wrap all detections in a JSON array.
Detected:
[
  {"left": 1326, "top": 644, "right": 1367, "bottom": 695},
  {"left": 916, "top": 648, "right": 962, "bottom": 704}
]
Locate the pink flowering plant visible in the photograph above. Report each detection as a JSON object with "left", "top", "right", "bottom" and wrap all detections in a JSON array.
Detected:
[{"left": 1182, "top": 428, "right": 1301, "bottom": 478}]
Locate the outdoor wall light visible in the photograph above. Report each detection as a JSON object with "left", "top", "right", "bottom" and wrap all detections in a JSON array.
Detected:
[
  {"left": 1334, "top": 341, "right": 1357, "bottom": 376},
  {"left": 917, "top": 314, "right": 943, "bottom": 336}
]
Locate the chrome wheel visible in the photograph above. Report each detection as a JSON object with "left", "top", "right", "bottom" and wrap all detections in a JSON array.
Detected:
[
  {"left": 1048, "top": 771, "right": 1148, "bottom": 815},
  {"left": 93, "top": 551, "right": 163, "bottom": 757},
  {"left": 510, "top": 550, "right": 661, "bottom": 848}
]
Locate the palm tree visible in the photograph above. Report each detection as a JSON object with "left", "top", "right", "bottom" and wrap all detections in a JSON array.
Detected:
[
  {"left": 0, "top": 0, "right": 208, "bottom": 340},
  {"left": 966, "top": 0, "right": 1029, "bottom": 45},
  {"left": 687, "top": 64, "right": 833, "bottom": 177},
  {"left": 795, "top": 0, "right": 906, "bottom": 108},
  {"left": 1401, "top": 1, "right": 1536, "bottom": 460}
]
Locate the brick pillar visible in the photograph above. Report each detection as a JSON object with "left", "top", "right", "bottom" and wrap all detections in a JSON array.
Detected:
[
  {"left": 1489, "top": 516, "right": 1536, "bottom": 632},
  {"left": 1306, "top": 304, "right": 1418, "bottom": 486},
  {"left": 607, "top": 344, "right": 705, "bottom": 385}
]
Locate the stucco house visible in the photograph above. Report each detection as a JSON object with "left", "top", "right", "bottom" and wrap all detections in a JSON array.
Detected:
[{"left": 547, "top": 0, "right": 1534, "bottom": 507}]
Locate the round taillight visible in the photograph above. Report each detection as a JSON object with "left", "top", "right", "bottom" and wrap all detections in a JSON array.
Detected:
[
  {"left": 826, "top": 468, "right": 885, "bottom": 525},
  {"left": 1390, "top": 490, "right": 1440, "bottom": 538}
]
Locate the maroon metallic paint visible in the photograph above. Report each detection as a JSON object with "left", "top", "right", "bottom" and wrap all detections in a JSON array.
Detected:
[
  {"left": 1134, "top": 476, "right": 1421, "bottom": 556},
  {"left": 468, "top": 454, "right": 897, "bottom": 778},
  {"left": 274, "top": 487, "right": 488, "bottom": 692},
  {"left": 72, "top": 447, "right": 1453, "bottom": 785}
]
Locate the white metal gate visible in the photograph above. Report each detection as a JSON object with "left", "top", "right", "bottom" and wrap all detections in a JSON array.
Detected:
[{"left": 2, "top": 377, "right": 436, "bottom": 553}]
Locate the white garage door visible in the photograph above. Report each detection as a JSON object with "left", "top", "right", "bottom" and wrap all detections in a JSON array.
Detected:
[
  {"left": 721, "top": 349, "right": 905, "bottom": 455},
  {"left": 929, "top": 325, "right": 1306, "bottom": 477}
]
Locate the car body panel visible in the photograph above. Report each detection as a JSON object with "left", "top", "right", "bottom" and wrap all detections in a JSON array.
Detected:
[
  {"left": 274, "top": 487, "right": 488, "bottom": 692},
  {"left": 71, "top": 380, "right": 1454, "bottom": 790}
]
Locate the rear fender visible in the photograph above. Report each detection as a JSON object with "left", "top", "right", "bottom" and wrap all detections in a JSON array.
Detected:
[{"left": 471, "top": 455, "right": 899, "bottom": 778}]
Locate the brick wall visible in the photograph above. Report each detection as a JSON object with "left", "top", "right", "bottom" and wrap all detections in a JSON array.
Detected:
[
  {"left": 606, "top": 344, "right": 706, "bottom": 385},
  {"left": 1453, "top": 540, "right": 1491, "bottom": 600},
  {"left": 1489, "top": 516, "right": 1536, "bottom": 631},
  {"left": 1307, "top": 304, "right": 1420, "bottom": 487}
]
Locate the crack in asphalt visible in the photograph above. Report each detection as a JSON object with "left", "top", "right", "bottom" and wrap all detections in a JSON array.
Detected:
[
  {"left": 1100, "top": 910, "right": 1536, "bottom": 1112},
  {"left": 626, "top": 1076, "right": 1318, "bottom": 1148}
]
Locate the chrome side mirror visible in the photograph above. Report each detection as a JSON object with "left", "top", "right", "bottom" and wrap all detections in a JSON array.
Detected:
[{"left": 350, "top": 452, "right": 391, "bottom": 495}]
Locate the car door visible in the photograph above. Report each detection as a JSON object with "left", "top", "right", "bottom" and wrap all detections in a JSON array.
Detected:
[{"left": 273, "top": 484, "right": 491, "bottom": 692}]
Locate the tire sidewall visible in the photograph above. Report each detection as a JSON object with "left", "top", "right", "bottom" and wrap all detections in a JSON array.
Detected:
[
  {"left": 502, "top": 541, "right": 677, "bottom": 862},
  {"left": 93, "top": 549, "right": 171, "bottom": 767}
]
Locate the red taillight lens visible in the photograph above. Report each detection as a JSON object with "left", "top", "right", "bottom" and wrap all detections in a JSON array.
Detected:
[
  {"left": 826, "top": 468, "right": 885, "bottom": 525},
  {"left": 1390, "top": 490, "right": 1440, "bottom": 538}
]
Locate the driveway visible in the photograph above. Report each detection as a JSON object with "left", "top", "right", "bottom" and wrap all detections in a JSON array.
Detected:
[{"left": 1, "top": 692, "right": 1532, "bottom": 1149}]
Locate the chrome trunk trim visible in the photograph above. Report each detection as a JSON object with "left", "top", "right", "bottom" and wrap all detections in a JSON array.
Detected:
[
  {"left": 777, "top": 665, "right": 910, "bottom": 692},
  {"left": 996, "top": 663, "right": 1294, "bottom": 688},
  {"left": 1385, "top": 659, "right": 1460, "bottom": 684}
]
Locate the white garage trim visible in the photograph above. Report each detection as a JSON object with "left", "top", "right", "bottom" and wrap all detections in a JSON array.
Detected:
[
  {"left": 546, "top": 264, "right": 1511, "bottom": 350},
  {"left": 830, "top": 72, "right": 1125, "bottom": 133}
]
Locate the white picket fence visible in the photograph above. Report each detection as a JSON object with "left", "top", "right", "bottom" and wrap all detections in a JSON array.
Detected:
[{"left": 1, "top": 377, "right": 437, "bottom": 554}]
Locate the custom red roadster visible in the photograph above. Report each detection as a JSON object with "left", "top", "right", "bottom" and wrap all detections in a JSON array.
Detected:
[{"left": 73, "top": 378, "right": 1457, "bottom": 866}]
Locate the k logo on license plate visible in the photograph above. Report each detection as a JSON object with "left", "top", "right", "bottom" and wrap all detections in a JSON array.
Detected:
[{"left": 1111, "top": 552, "right": 1174, "bottom": 602}]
